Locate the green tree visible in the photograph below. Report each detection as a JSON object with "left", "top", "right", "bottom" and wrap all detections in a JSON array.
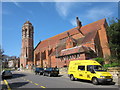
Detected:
[
  {"left": 107, "top": 18, "right": 120, "bottom": 62},
  {"left": 94, "top": 57, "right": 104, "bottom": 65}
]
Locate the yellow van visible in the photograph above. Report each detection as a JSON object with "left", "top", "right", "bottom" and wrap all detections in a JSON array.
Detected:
[{"left": 68, "top": 60, "right": 113, "bottom": 85}]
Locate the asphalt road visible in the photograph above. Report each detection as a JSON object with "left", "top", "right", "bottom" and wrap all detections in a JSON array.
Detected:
[{"left": 1, "top": 71, "right": 119, "bottom": 89}]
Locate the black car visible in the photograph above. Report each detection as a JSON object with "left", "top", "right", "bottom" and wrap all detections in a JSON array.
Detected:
[
  {"left": 43, "top": 67, "right": 59, "bottom": 77},
  {"left": 2, "top": 70, "right": 12, "bottom": 79},
  {"left": 35, "top": 68, "right": 44, "bottom": 75}
]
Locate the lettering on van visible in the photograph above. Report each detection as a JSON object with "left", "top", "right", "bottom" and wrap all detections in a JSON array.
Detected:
[
  {"left": 75, "top": 63, "right": 81, "bottom": 65},
  {"left": 87, "top": 75, "right": 90, "bottom": 78},
  {"left": 79, "top": 74, "right": 82, "bottom": 76}
]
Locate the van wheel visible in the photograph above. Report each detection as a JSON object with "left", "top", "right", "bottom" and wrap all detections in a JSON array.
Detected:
[
  {"left": 70, "top": 75, "right": 75, "bottom": 81},
  {"left": 92, "top": 77, "right": 99, "bottom": 85}
]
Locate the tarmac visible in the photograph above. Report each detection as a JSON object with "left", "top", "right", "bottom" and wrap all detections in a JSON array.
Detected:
[
  {"left": 1, "top": 68, "right": 119, "bottom": 90},
  {"left": 18, "top": 68, "right": 119, "bottom": 86}
]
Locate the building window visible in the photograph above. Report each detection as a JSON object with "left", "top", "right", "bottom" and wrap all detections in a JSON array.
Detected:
[
  {"left": 25, "top": 29, "right": 27, "bottom": 38},
  {"left": 64, "top": 61, "right": 66, "bottom": 63},
  {"left": 73, "top": 55, "right": 75, "bottom": 59},
  {"left": 77, "top": 54, "right": 80, "bottom": 58},
  {"left": 66, "top": 56, "right": 68, "bottom": 60},
  {"left": 41, "top": 51, "right": 46, "bottom": 60}
]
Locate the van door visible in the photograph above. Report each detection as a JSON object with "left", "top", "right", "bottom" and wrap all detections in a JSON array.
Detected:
[
  {"left": 85, "top": 65, "right": 95, "bottom": 80},
  {"left": 77, "top": 65, "right": 86, "bottom": 79}
]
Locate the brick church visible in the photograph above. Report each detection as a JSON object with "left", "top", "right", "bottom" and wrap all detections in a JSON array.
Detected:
[{"left": 20, "top": 17, "right": 111, "bottom": 69}]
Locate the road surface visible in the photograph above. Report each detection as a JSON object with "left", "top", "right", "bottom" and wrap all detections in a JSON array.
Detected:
[{"left": 1, "top": 71, "right": 119, "bottom": 89}]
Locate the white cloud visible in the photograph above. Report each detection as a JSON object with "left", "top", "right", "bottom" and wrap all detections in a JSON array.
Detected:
[
  {"left": 70, "top": 19, "right": 77, "bottom": 27},
  {"left": 13, "top": 2, "right": 21, "bottom": 7},
  {"left": 55, "top": 2, "right": 74, "bottom": 17},
  {"left": 86, "top": 8, "right": 114, "bottom": 20},
  {"left": 69, "top": 7, "right": 114, "bottom": 26},
  {"left": 10, "top": 0, "right": 21, "bottom": 8}
]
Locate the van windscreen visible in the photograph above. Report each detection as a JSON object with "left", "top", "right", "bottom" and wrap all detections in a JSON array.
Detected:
[{"left": 87, "top": 65, "right": 106, "bottom": 72}]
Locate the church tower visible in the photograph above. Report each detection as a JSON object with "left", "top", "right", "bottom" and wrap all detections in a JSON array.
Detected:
[{"left": 20, "top": 21, "right": 34, "bottom": 69}]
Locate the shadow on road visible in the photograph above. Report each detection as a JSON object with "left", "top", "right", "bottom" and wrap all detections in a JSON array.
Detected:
[
  {"left": 58, "top": 75, "right": 63, "bottom": 77},
  {"left": 1, "top": 84, "right": 7, "bottom": 90},
  {"left": 76, "top": 79, "right": 116, "bottom": 86},
  {"left": 12, "top": 74, "right": 26, "bottom": 79},
  {"left": 2, "top": 73, "right": 26, "bottom": 80},
  {"left": 8, "top": 82, "right": 29, "bottom": 89},
  {"left": 77, "top": 79, "right": 92, "bottom": 84}
]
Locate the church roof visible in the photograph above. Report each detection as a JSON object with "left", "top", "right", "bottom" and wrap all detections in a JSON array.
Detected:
[
  {"left": 34, "top": 18, "right": 107, "bottom": 51},
  {"left": 82, "top": 31, "right": 97, "bottom": 44},
  {"left": 58, "top": 46, "right": 91, "bottom": 57}
]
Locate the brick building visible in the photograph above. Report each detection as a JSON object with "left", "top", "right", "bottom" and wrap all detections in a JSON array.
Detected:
[
  {"left": 20, "top": 21, "right": 34, "bottom": 69},
  {"left": 34, "top": 18, "right": 111, "bottom": 68}
]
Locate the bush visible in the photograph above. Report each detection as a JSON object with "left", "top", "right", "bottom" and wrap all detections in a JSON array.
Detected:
[
  {"left": 103, "top": 62, "right": 120, "bottom": 68},
  {"left": 94, "top": 57, "right": 104, "bottom": 65}
]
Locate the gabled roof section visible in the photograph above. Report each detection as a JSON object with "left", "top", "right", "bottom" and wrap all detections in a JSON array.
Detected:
[
  {"left": 34, "top": 18, "right": 107, "bottom": 51},
  {"left": 82, "top": 31, "right": 97, "bottom": 44},
  {"left": 50, "top": 43, "right": 66, "bottom": 56}
]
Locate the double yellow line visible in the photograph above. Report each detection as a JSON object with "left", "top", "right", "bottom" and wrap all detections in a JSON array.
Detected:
[
  {"left": 21, "top": 78, "right": 46, "bottom": 88},
  {"left": 3, "top": 78, "right": 46, "bottom": 89},
  {"left": 3, "top": 80, "right": 11, "bottom": 90}
]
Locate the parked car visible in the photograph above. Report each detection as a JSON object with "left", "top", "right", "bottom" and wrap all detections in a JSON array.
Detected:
[
  {"left": 35, "top": 67, "right": 44, "bottom": 75},
  {"left": 43, "top": 67, "right": 59, "bottom": 77},
  {"left": 2, "top": 70, "right": 12, "bottom": 79}
]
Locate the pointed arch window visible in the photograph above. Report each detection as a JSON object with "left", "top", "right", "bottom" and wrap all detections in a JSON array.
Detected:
[{"left": 25, "top": 29, "right": 27, "bottom": 38}]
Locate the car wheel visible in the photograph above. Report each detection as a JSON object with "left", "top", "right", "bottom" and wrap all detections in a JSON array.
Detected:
[
  {"left": 70, "top": 75, "right": 75, "bottom": 81},
  {"left": 2, "top": 76, "right": 4, "bottom": 80},
  {"left": 56, "top": 74, "right": 58, "bottom": 77},
  {"left": 48, "top": 73, "right": 51, "bottom": 77},
  {"left": 43, "top": 73, "right": 45, "bottom": 76},
  {"left": 92, "top": 77, "right": 99, "bottom": 85}
]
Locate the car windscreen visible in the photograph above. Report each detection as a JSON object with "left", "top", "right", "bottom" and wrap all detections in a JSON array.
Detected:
[
  {"left": 36, "top": 68, "right": 44, "bottom": 70},
  {"left": 39, "top": 68, "right": 44, "bottom": 70},
  {"left": 48, "top": 68, "right": 59, "bottom": 71},
  {"left": 4, "top": 70, "right": 11, "bottom": 74}
]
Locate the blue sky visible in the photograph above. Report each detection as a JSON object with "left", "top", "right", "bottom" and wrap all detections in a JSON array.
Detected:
[{"left": 2, "top": 2, "right": 118, "bottom": 57}]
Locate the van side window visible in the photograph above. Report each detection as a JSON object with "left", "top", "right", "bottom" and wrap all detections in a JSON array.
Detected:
[
  {"left": 87, "top": 65, "right": 93, "bottom": 71},
  {"left": 78, "top": 66, "right": 85, "bottom": 70}
]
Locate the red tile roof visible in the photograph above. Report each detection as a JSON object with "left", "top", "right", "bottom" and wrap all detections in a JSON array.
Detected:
[
  {"left": 60, "top": 46, "right": 90, "bottom": 56},
  {"left": 82, "top": 31, "right": 97, "bottom": 44},
  {"left": 34, "top": 18, "right": 106, "bottom": 51}
]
